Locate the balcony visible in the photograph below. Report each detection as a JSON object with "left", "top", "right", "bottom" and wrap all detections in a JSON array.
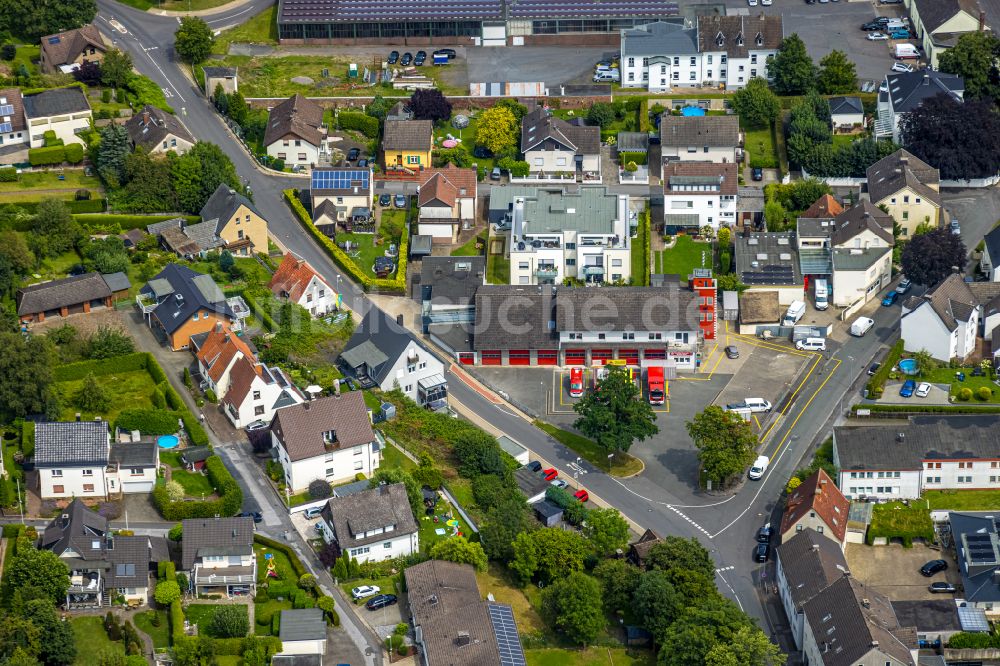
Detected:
[
  {"left": 535, "top": 266, "right": 559, "bottom": 278},
  {"left": 69, "top": 572, "right": 102, "bottom": 594},
  {"left": 583, "top": 266, "right": 605, "bottom": 277}
]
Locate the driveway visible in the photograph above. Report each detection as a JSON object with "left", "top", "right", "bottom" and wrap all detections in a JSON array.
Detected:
[
  {"left": 466, "top": 45, "right": 614, "bottom": 88},
  {"left": 845, "top": 542, "right": 960, "bottom": 601},
  {"left": 940, "top": 188, "right": 1000, "bottom": 273}
]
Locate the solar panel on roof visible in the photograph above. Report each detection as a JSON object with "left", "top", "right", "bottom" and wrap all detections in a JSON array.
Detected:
[
  {"left": 311, "top": 169, "right": 370, "bottom": 191},
  {"left": 487, "top": 604, "right": 527, "bottom": 666},
  {"left": 959, "top": 606, "right": 990, "bottom": 633},
  {"left": 0, "top": 105, "right": 14, "bottom": 116},
  {"left": 0, "top": 123, "right": 11, "bottom": 133}
]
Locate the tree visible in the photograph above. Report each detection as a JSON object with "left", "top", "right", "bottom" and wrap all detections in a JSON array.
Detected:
[
  {"left": 0, "top": 616, "right": 41, "bottom": 664},
  {"left": 659, "top": 597, "right": 755, "bottom": 666},
  {"left": 453, "top": 431, "right": 511, "bottom": 480},
  {"left": 429, "top": 537, "right": 488, "bottom": 571},
  {"left": 210, "top": 606, "right": 248, "bottom": 638},
  {"left": 635, "top": 570, "right": 682, "bottom": 638},
  {"left": 123, "top": 151, "right": 178, "bottom": 212},
  {"left": 592, "top": 559, "right": 641, "bottom": 616},
  {"left": 0, "top": 231, "right": 35, "bottom": 275},
  {"left": 0, "top": 333, "right": 59, "bottom": 419},
  {"left": 171, "top": 142, "right": 241, "bottom": 213},
  {"left": 939, "top": 31, "right": 1000, "bottom": 101},
  {"left": 31, "top": 198, "right": 81, "bottom": 258},
  {"left": 5, "top": 545, "right": 69, "bottom": 605},
  {"left": 687, "top": 406, "right": 758, "bottom": 485},
  {"left": 586, "top": 102, "right": 615, "bottom": 128},
  {"left": 73, "top": 372, "right": 111, "bottom": 413},
  {"left": 730, "top": 78, "right": 780, "bottom": 129},
  {"left": 5, "top": 648, "right": 40, "bottom": 666},
  {"left": 771, "top": 34, "right": 816, "bottom": 95},
  {"left": 705, "top": 625, "right": 785, "bottom": 666},
  {"left": 22, "top": 599, "right": 76, "bottom": 666},
  {"left": 409, "top": 89, "right": 452, "bottom": 123},
  {"left": 226, "top": 91, "right": 249, "bottom": 126},
  {"left": 308, "top": 479, "right": 332, "bottom": 500},
  {"left": 171, "top": 636, "right": 216, "bottom": 666},
  {"left": 368, "top": 468, "right": 422, "bottom": 518},
  {"left": 83, "top": 236, "right": 130, "bottom": 274},
  {"left": 479, "top": 497, "right": 532, "bottom": 562},
  {"left": 154, "top": 580, "right": 181, "bottom": 605},
  {"left": 510, "top": 528, "right": 589, "bottom": 584},
  {"left": 165, "top": 480, "right": 185, "bottom": 502},
  {"left": 366, "top": 94, "right": 390, "bottom": 121},
  {"left": 540, "top": 572, "right": 604, "bottom": 647},
  {"left": 574, "top": 367, "right": 658, "bottom": 455},
  {"left": 816, "top": 50, "right": 857, "bottom": 94},
  {"left": 85, "top": 326, "right": 135, "bottom": 360},
  {"left": 475, "top": 106, "right": 519, "bottom": 154},
  {"left": 582, "top": 508, "right": 630, "bottom": 556},
  {"left": 763, "top": 200, "right": 786, "bottom": 231},
  {"left": 0, "top": 0, "right": 96, "bottom": 42},
  {"left": 644, "top": 536, "right": 716, "bottom": 580},
  {"left": 101, "top": 49, "right": 133, "bottom": 89},
  {"left": 96, "top": 123, "right": 131, "bottom": 188},
  {"left": 900, "top": 227, "right": 967, "bottom": 287},
  {"left": 174, "top": 17, "right": 214, "bottom": 64},
  {"left": 900, "top": 94, "right": 1000, "bottom": 180},
  {"left": 73, "top": 60, "right": 102, "bottom": 85}
]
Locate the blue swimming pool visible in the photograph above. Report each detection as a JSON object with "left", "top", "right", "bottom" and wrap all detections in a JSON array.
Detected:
[
  {"left": 681, "top": 106, "right": 706, "bottom": 116},
  {"left": 898, "top": 359, "right": 918, "bottom": 375},
  {"left": 157, "top": 435, "right": 179, "bottom": 449}
]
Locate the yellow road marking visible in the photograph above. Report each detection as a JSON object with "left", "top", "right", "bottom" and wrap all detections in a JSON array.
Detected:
[
  {"left": 766, "top": 358, "right": 842, "bottom": 460},
  {"left": 759, "top": 352, "right": 822, "bottom": 442},
  {"left": 753, "top": 413, "right": 761, "bottom": 431}
]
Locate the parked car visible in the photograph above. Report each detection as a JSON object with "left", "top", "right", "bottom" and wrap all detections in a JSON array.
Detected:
[
  {"left": 747, "top": 0, "right": 758, "bottom": 6},
  {"left": 541, "top": 467, "right": 558, "bottom": 481},
  {"left": 725, "top": 345, "right": 740, "bottom": 359},
  {"left": 929, "top": 582, "right": 956, "bottom": 593},
  {"left": 899, "top": 379, "right": 917, "bottom": 398},
  {"left": 754, "top": 542, "right": 770, "bottom": 562},
  {"left": 751, "top": 166, "right": 763, "bottom": 181},
  {"left": 880, "top": 0, "right": 903, "bottom": 4},
  {"left": 761, "top": 0, "right": 772, "bottom": 5},
  {"left": 303, "top": 506, "right": 324, "bottom": 519},
  {"left": 891, "top": 61, "right": 914, "bottom": 72},
  {"left": 861, "top": 21, "right": 884, "bottom": 30},
  {"left": 352, "top": 585, "right": 380, "bottom": 600},
  {"left": 346, "top": 147, "right": 360, "bottom": 161},
  {"left": 366, "top": 594, "right": 398, "bottom": 610},
  {"left": 890, "top": 30, "right": 911, "bottom": 39},
  {"left": 951, "top": 219, "right": 961, "bottom": 235},
  {"left": 378, "top": 193, "right": 391, "bottom": 207},
  {"left": 491, "top": 166, "right": 501, "bottom": 181},
  {"left": 868, "top": 362, "right": 881, "bottom": 376},
  {"left": 394, "top": 194, "right": 407, "bottom": 208},
  {"left": 867, "top": 32, "right": 889, "bottom": 41},
  {"left": 400, "top": 52, "right": 413, "bottom": 66},
  {"left": 414, "top": 50, "right": 427, "bottom": 66},
  {"left": 757, "top": 523, "right": 773, "bottom": 543},
  {"left": 550, "top": 479, "right": 568, "bottom": 489},
  {"left": 920, "top": 560, "right": 948, "bottom": 577},
  {"left": 882, "top": 291, "right": 899, "bottom": 306},
  {"left": 245, "top": 420, "right": 268, "bottom": 431},
  {"left": 796, "top": 337, "right": 826, "bottom": 351},
  {"left": 387, "top": 51, "right": 399, "bottom": 65},
  {"left": 574, "top": 489, "right": 589, "bottom": 503},
  {"left": 433, "top": 48, "right": 457, "bottom": 60},
  {"left": 238, "top": 511, "right": 263, "bottom": 524},
  {"left": 896, "top": 278, "right": 912, "bottom": 294},
  {"left": 526, "top": 460, "right": 542, "bottom": 473},
  {"left": 915, "top": 382, "right": 932, "bottom": 398}
]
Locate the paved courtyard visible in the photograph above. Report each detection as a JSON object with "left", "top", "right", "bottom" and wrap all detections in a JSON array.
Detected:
[{"left": 845, "top": 542, "right": 960, "bottom": 601}]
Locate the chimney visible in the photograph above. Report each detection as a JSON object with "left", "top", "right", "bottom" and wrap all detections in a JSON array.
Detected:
[
  {"left": 812, "top": 543, "right": 820, "bottom": 551},
  {"left": 981, "top": 10, "right": 987, "bottom": 31},
  {"left": 396, "top": 314, "right": 404, "bottom": 326},
  {"left": 922, "top": 74, "right": 930, "bottom": 86},
  {"left": 870, "top": 640, "right": 878, "bottom": 648},
  {"left": 228, "top": 188, "right": 236, "bottom": 196},
  {"left": 899, "top": 155, "right": 908, "bottom": 166},
  {"left": 897, "top": 432, "right": 905, "bottom": 442},
  {"left": 75, "top": 413, "right": 81, "bottom": 421},
  {"left": 861, "top": 598, "right": 871, "bottom": 609},
  {"left": 456, "top": 631, "right": 471, "bottom": 646},
  {"left": 304, "top": 401, "right": 311, "bottom": 411},
  {"left": 142, "top": 110, "right": 150, "bottom": 125},
  {"left": 333, "top": 379, "right": 341, "bottom": 397},
  {"left": 215, "top": 322, "right": 223, "bottom": 333}
]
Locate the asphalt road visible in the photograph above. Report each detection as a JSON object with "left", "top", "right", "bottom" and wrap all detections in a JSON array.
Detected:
[{"left": 93, "top": 0, "right": 905, "bottom": 648}]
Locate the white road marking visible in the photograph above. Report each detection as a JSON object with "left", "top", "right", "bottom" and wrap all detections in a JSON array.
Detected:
[
  {"left": 134, "top": 40, "right": 187, "bottom": 104},
  {"left": 715, "top": 569, "right": 744, "bottom": 612},
  {"left": 207, "top": 6, "right": 256, "bottom": 25},
  {"left": 715, "top": 565, "right": 735, "bottom": 573},
  {"left": 109, "top": 19, "right": 127, "bottom": 34}
]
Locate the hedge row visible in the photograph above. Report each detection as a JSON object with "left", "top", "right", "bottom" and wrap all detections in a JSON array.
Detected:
[
  {"left": 74, "top": 214, "right": 200, "bottom": 231},
  {"left": 852, "top": 403, "right": 1000, "bottom": 415},
  {"left": 170, "top": 600, "right": 184, "bottom": 644},
  {"left": 285, "top": 189, "right": 407, "bottom": 294},
  {"left": 254, "top": 534, "right": 307, "bottom": 578},
  {"left": 864, "top": 339, "right": 905, "bottom": 398},
  {"left": 116, "top": 409, "right": 182, "bottom": 436},
  {"left": 337, "top": 111, "right": 379, "bottom": 139},
  {"left": 179, "top": 412, "right": 209, "bottom": 448},
  {"left": 53, "top": 352, "right": 150, "bottom": 382},
  {"left": 21, "top": 421, "right": 34, "bottom": 459},
  {"left": 3, "top": 198, "right": 107, "bottom": 221},
  {"left": 618, "top": 150, "right": 648, "bottom": 166},
  {"left": 214, "top": 636, "right": 282, "bottom": 656},
  {"left": 241, "top": 291, "right": 277, "bottom": 332},
  {"left": 637, "top": 207, "right": 651, "bottom": 287},
  {"left": 28, "top": 144, "right": 83, "bottom": 166},
  {"left": 152, "top": 455, "right": 241, "bottom": 520}
]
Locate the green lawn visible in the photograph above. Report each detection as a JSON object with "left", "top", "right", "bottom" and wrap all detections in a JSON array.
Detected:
[
  {"left": 171, "top": 468, "right": 216, "bottom": 497},
  {"left": 910, "top": 366, "right": 1000, "bottom": 402},
  {"left": 868, "top": 501, "right": 934, "bottom": 544},
  {"left": 487, "top": 252, "right": 510, "bottom": 285},
  {"left": 36, "top": 246, "right": 84, "bottom": 280},
  {"left": 13, "top": 45, "right": 39, "bottom": 77},
  {"left": 71, "top": 616, "right": 121, "bottom": 665},
  {"left": 418, "top": 495, "right": 474, "bottom": 553},
  {"left": 526, "top": 648, "right": 656, "bottom": 666},
  {"left": 831, "top": 134, "right": 856, "bottom": 150},
  {"left": 56, "top": 369, "right": 157, "bottom": 422},
  {"left": 655, "top": 235, "right": 713, "bottom": 278},
  {"left": 134, "top": 610, "right": 171, "bottom": 649},
  {"left": 631, "top": 218, "right": 648, "bottom": 286},
  {"left": 924, "top": 490, "right": 1000, "bottom": 511},
  {"left": 742, "top": 125, "right": 778, "bottom": 169},
  {"left": 339, "top": 232, "right": 400, "bottom": 280},
  {"left": 477, "top": 563, "right": 545, "bottom": 636},
  {"left": 254, "top": 598, "right": 292, "bottom": 636},
  {"left": 183, "top": 604, "right": 248, "bottom": 638},
  {"left": 0, "top": 169, "right": 101, "bottom": 192},
  {"left": 115, "top": 0, "right": 236, "bottom": 11},
  {"left": 339, "top": 574, "right": 399, "bottom": 602},
  {"left": 532, "top": 421, "right": 644, "bottom": 477},
  {"left": 452, "top": 231, "right": 487, "bottom": 257},
  {"left": 216, "top": 657, "right": 242, "bottom": 666},
  {"left": 380, "top": 442, "right": 417, "bottom": 472},
  {"left": 212, "top": 6, "right": 279, "bottom": 54},
  {"left": 255, "top": 543, "right": 296, "bottom": 584}
]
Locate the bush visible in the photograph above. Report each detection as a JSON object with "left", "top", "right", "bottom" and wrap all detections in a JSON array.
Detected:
[
  {"left": 102, "top": 89, "right": 112, "bottom": 103},
  {"left": 308, "top": 479, "right": 332, "bottom": 500},
  {"left": 21, "top": 421, "right": 34, "bottom": 459},
  {"left": 154, "top": 580, "right": 181, "bottom": 605},
  {"left": 116, "top": 408, "right": 181, "bottom": 435},
  {"left": 337, "top": 111, "right": 380, "bottom": 139},
  {"left": 865, "top": 340, "right": 905, "bottom": 398},
  {"left": 166, "top": 480, "right": 185, "bottom": 502},
  {"left": 151, "top": 387, "right": 167, "bottom": 409},
  {"left": 54, "top": 353, "right": 150, "bottom": 382},
  {"left": 170, "top": 601, "right": 184, "bottom": 643},
  {"left": 977, "top": 386, "right": 993, "bottom": 401},
  {"left": 0, "top": 168, "right": 16, "bottom": 182},
  {"left": 271, "top": 613, "right": 280, "bottom": 635},
  {"left": 152, "top": 455, "right": 242, "bottom": 520},
  {"left": 0, "top": 44, "right": 15, "bottom": 61},
  {"left": 272, "top": 159, "right": 285, "bottom": 172},
  {"left": 205, "top": 388, "right": 217, "bottom": 403},
  {"left": 183, "top": 367, "right": 193, "bottom": 388},
  {"left": 210, "top": 605, "right": 249, "bottom": 638},
  {"left": 28, "top": 145, "right": 66, "bottom": 166},
  {"left": 65, "top": 144, "right": 84, "bottom": 163},
  {"left": 617, "top": 150, "right": 648, "bottom": 166},
  {"left": 181, "top": 411, "right": 210, "bottom": 447},
  {"left": 168, "top": 523, "right": 183, "bottom": 542},
  {"left": 958, "top": 387, "right": 974, "bottom": 401}
]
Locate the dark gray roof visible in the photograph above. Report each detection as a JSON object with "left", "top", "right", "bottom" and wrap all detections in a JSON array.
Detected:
[
  {"left": 41, "top": 499, "right": 108, "bottom": 558},
  {"left": 332, "top": 478, "right": 370, "bottom": 497},
  {"left": 950, "top": 512, "right": 1000, "bottom": 603},
  {"left": 419, "top": 256, "right": 485, "bottom": 307},
  {"left": 734, "top": 232, "right": 803, "bottom": 286},
  {"left": 35, "top": 420, "right": 110, "bottom": 467},
  {"left": 514, "top": 466, "right": 550, "bottom": 499},
  {"left": 271, "top": 657, "right": 321, "bottom": 666},
  {"left": 902, "top": 272, "right": 977, "bottom": 332},
  {"left": 616, "top": 131, "right": 650, "bottom": 153},
  {"left": 341, "top": 307, "right": 434, "bottom": 384},
  {"left": 17, "top": 272, "right": 113, "bottom": 316},
  {"left": 473, "top": 285, "right": 557, "bottom": 351},
  {"left": 102, "top": 271, "right": 131, "bottom": 293},
  {"left": 866, "top": 149, "right": 941, "bottom": 207},
  {"left": 985, "top": 226, "right": 1000, "bottom": 267},
  {"left": 320, "top": 483, "right": 418, "bottom": 550},
  {"left": 521, "top": 107, "right": 601, "bottom": 156},
  {"left": 202, "top": 66, "right": 237, "bottom": 78},
  {"left": 125, "top": 105, "right": 195, "bottom": 151},
  {"left": 621, "top": 20, "right": 698, "bottom": 57},
  {"left": 912, "top": 0, "right": 979, "bottom": 33},
  {"left": 884, "top": 71, "right": 964, "bottom": 114},
  {"left": 532, "top": 500, "right": 563, "bottom": 520},
  {"left": 697, "top": 14, "right": 783, "bottom": 58},
  {"left": 200, "top": 183, "right": 262, "bottom": 233},
  {"left": 180, "top": 446, "right": 213, "bottom": 464},
  {"left": 139, "top": 264, "right": 234, "bottom": 335},
  {"left": 659, "top": 114, "right": 739, "bottom": 148},
  {"left": 279, "top": 0, "right": 503, "bottom": 24},
  {"left": 835, "top": 415, "right": 1000, "bottom": 472},
  {"left": 22, "top": 87, "right": 90, "bottom": 118},
  {"left": 383, "top": 119, "right": 433, "bottom": 152},
  {"left": 555, "top": 286, "right": 700, "bottom": 332},
  {"left": 109, "top": 440, "right": 158, "bottom": 468},
  {"left": 270, "top": 392, "right": 375, "bottom": 462},
  {"left": 279, "top": 608, "right": 327, "bottom": 642},
  {"left": 775, "top": 528, "right": 849, "bottom": 609},
  {"left": 830, "top": 200, "right": 894, "bottom": 247},
  {"left": 829, "top": 96, "right": 863, "bottom": 116},
  {"left": 106, "top": 535, "right": 163, "bottom": 588},
  {"left": 890, "top": 600, "right": 962, "bottom": 633},
  {"left": 181, "top": 517, "right": 254, "bottom": 570}
]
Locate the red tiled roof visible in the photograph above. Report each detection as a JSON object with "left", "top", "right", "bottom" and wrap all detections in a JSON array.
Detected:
[
  {"left": 417, "top": 165, "right": 477, "bottom": 207},
  {"left": 223, "top": 356, "right": 262, "bottom": 410},
  {"left": 801, "top": 194, "right": 844, "bottom": 219},
  {"left": 780, "top": 469, "right": 850, "bottom": 544},
  {"left": 268, "top": 252, "right": 330, "bottom": 303},
  {"left": 196, "top": 324, "right": 256, "bottom": 383}
]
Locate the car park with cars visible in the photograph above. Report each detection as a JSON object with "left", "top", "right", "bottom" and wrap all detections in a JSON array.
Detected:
[
  {"left": 303, "top": 506, "right": 324, "bottom": 519},
  {"left": 433, "top": 48, "right": 457, "bottom": 60},
  {"left": 526, "top": 461, "right": 542, "bottom": 473},
  {"left": 400, "top": 52, "right": 413, "bottom": 66},
  {"left": 899, "top": 379, "right": 916, "bottom": 398},
  {"left": 920, "top": 560, "right": 948, "bottom": 576},
  {"left": 352, "top": 585, "right": 380, "bottom": 600},
  {"left": 754, "top": 542, "right": 769, "bottom": 562},
  {"left": 574, "top": 489, "right": 589, "bottom": 503},
  {"left": 238, "top": 511, "right": 262, "bottom": 523},
  {"left": 550, "top": 479, "right": 568, "bottom": 489},
  {"left": 868, "top": 32, "right": 889, "bottom": 41},
  {"left": 757, "top": 523, "right": 772, "bottom": 543},
  {"left": 541, "top": 468, "right": 558, "bottom": 481},
  {"left": 795, "top": 338, "right": 826, "bottom": 351},
  {"left": 868, "top": 362, "right": 881, "bottom": 376},
  {"left": 366, "top": 594, "right": 398, "bottom": 610},
  {"left": 751, "top": 167, "right": 763, "bottom": 181},
  {"left": 414, "top": 50, "right": 426, "bottom": 65},
  {"left": 346, "top": 147, "right": 360, "bottom": 161},
  {"left": 387, "top": 51, "right": 399, "bottom": 64}
]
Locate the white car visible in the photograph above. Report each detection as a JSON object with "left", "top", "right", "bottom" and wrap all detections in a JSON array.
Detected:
[
  {"left": 915, "top": 382, "right": 931, "bottom": 398},
  {"left": 762, "top": 0, "right": 772, "bottom": 4},
  {"left": 891, "top": 62, "right": 914, "bottom": 72},
  {"left": 351, "top": 585, "right": 381, "bottom": 600},
  {"left": 748, "top": 0, "right": 757, "bottom": 5},
  {"left": 550, "top": 478, "right": 568, "bottom": 489},
  {"left": 868, "top": 32, "right": 889, "bottom": 41}
]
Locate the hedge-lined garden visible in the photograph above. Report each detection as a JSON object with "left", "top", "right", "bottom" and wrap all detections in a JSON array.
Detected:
[
  {"left": 867, "top": 501, "right": 934, "bottom": 546},
  {"left": 864, "top": 339, "right": 905, "bottom": 398},
  {"left": 153, "top": 456, "right": 241, "bottom": 520}
]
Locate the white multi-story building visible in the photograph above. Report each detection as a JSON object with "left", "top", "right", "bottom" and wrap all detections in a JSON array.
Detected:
[
  {"left": 270, "top": 392, "right": 380, "bottom": 492},
  {"left": 874, "top": 70, "right": 963, "bottom": 145},
  {"left": 901, "top": 273, "right": 979, "bottom": 362},
  {"left": 835, "top": 415, "right": 1000, "bottom": 500},
  {"left": 507, "top": 187, "right": 630, "bottom": 285},
  {"left": 775, "top": 528, "right": 849, "bottom": 650},
  {"left": 659, "top": 115, "right": 741, "bottom": 164},
  {"left": 318, "top": 483, "right": 419, "bottom": 562},
  {"left": 24, "top": 87, "right": 91, "bottom": 148},
  {"left": 264, "top": 94, "right": 326, "bottom": 169},
  {"left": 661, "top": 161, "right": 737, "bottom": 233},
  {"left": 620, "top": 21, "right": 699, "bottom": 92},
  {"left": 520, "top": 107, "right": 601, "bottom": 178}
]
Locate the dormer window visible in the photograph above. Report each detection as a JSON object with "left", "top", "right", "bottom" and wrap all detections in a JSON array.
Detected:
[
  {"left": 323, "top": 430, "right": 337, "bottom": 442},
  {"left": 755, "top": 32, "right": 764, "bottom": 47},
  {"left": 736, "top": 32, "right": 744, "bottom": 47},
  {"left": 715, "top": 32, "right": 725, "bottom": 47}
]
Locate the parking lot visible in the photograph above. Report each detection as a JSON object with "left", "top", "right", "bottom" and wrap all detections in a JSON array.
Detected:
[{"left": 845, "top": 542, "right": 961, "bottom": 601}]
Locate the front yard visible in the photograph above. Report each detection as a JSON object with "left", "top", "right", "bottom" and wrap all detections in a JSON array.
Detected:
[
  {"left": 653, "top": 235, "right": 714, "bottom": 278},
  {"left": 134, "top": 610, "right": 171, "bottom": 649},
  {"left": 161, "top": 451, "right": 216, "bottom": 497},
  {"left": 907, "top": 365, "right": 1000, "bottom": 403},
  {"left": 70, "top": 616, "right": 121, "bottom": 665},
  {"left": 183, "top": 603, "right": 249, "bottom": 638}
]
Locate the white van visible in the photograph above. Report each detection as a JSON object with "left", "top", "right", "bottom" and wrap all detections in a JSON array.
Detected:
[
  {"left": 850, "top": 317, "right": 875, "bottom": 337},
  {"left": 748, "top": 455, "right": 769, "bottom": 480},
  {"left": 884, "top": 18, "right": 907, "bottom": 30},
  {"left": 894, "top": 44, "right": 920, "bottom": 59},
  {"left": 744, "top": 398, "right": 772, "bottom": 413},
  {"left": 593, "top": 70, "right": 620, "bottom": 82},
  {"left": 782, "top": 300, "right": 807, "bottom": 327},
  {"left": 796, "top": 337, "right": 827, "bottom": 351},
  {"left": 814, "top": 279, "right": 829, "bottom": 311}
]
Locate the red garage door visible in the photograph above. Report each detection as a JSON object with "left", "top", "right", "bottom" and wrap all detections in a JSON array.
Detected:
[
  {"left": 619, "top": 349, "right": 639, "bottom": 364},
  {"left": 644, "top": 349, "right": 666, "bottom": 360},
  {"left": 565, "top": 349, "right": 586, "bottom": 365},
  {"left": 536, "top": 350, "right": 558, "bottom": 365},
  {"left": 509, "top": 350, "right": 531, "bottom": 366},
  {"left": 458, "top": 353, "right": 476, "bottom": 365},
  {"left": 482, "top": 350, "right": 502, "bottom": 366},
  {"left": 591, "top": 349, "right": 612, "bottom": 364}
]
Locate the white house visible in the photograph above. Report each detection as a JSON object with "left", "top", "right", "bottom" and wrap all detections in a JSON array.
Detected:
[
  {"left": 317, "top": 482, "right": 419, "bottom": 561},
  {"left": 697, "top": 14, "right": 783, "bottom": 90},
  {"left": 416, "top": 165, "right": 478, "bottom": 243},
  {"left": 834, "top": 414, "right": 1000, "bottom": 500},
  {"left": 775, "top": 528, "right": 849, "bottom": 650},
  {"left": 182, "top": 517, "right": 257, "bottom": 597},
  {"left": 23, "top": 87, "right": 91, "bottom": 148},
  {"left": 270, "top": 392, "right": 380, "bottom": 492},
  {"left": 269, "top": 252, "right": 339, "bottom": 317},
  {"left": 661, "top": 161, "right": 737, "bottom": 233},
  {"left": 901, "top": 273, "right": 979, "bottom": 362},
  {"left": 340, "top": 308, "right": 448, "bottom": 409},
  {"left": 278, "top": 609, "right": 328, "bottom": 656},
  {"left": 124, "top": 105, "right": 196, "bottom": 155},
  {"left": 309, "top": 166, "right": 373, "bottom": 237},
  {"left": 35, "top": 421, "right": 159, "bottom": 499},
  {"left": 193, "top": 323, "right": 257, "bottom": 398},
  {"left": 828, "top": 96, "right": 864, "bottom": 130},
  {"left": 222, "top": 356, "right": 305, "bottom": 429},
  {"left": 828, "top": 201, "right": 894, "bottom": 308},
  {"left": 619, "top": 21, "right": 699, "bottom": 92},
  {"left": 520, "top": 106, "right": 601, "bottom": 178},
  {"left": 264, "top": 94, "right": 326, "bottom": 168},
  {"left": 659, "top": 115, "right": 741, "bottom": 164},
  {"left": 506, "top": 187, "right": 631, "bottom": 286},
  {"left": 874, "top": 70, "right": 963, "bottom": 145}
]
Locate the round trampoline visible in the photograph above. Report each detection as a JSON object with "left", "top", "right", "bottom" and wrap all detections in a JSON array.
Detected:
[{"left": 157, "top": 435, "right": 180, "bottom": 449}]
